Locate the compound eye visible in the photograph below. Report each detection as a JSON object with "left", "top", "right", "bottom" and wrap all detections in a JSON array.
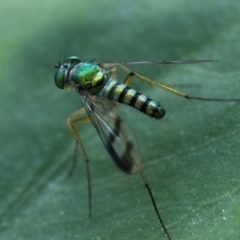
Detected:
[{"left": 54, "top": 68, "right": 65, "bottom": 89}]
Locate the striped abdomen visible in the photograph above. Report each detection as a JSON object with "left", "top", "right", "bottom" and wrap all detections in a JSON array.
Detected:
[{"left": 99, "top": 80, "right": 165, "bottom": 119}]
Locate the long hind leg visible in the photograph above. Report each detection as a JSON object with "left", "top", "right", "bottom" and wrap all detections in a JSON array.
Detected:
[
  {"left": 66, "top": 108, "right": 93, "bottom": 217},
  {"left": 119, "top": 64, "right": 240, "bottom": 102}
]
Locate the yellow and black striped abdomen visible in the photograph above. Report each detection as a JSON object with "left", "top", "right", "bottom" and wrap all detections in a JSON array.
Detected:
[{"left": 100, "top": 80, "right": 165, "bottom": 119}]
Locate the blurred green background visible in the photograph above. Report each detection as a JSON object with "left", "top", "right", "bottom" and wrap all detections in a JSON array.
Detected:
[{"left": 1, "top": 1, "right": 240, "bottom": 239}]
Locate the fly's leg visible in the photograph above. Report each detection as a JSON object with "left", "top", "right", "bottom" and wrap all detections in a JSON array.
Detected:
[
  {"left": 111, "top": 65, "right": 117, "bottom": 81},
  {"left": 110, "top": 66, "right": 171, "bottom": 238},
  {"left": 119, "top": 64, "right": 240, "bottom": 102},
  {"left": 119, "top": 133, "right": 171, "bottom": 239},
  {"left": 68, "top": 142, "right": 79, "bottom": 177},
  {"left": 137, "top": 163, "right": 171, "bottom": 240},
  {"left": 67, "top": 108, "right": 92, "bottom": 217}
]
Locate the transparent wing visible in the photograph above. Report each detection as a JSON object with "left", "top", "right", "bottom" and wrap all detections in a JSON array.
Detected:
[
  {"left": 99, "top": 59, "right": 218, "bottom": 68},
  {"left": 78, "top": 91, "right": 171, "bottom": 239},
  {"left": 79, "top": 91, "right": 138, "bottom": 174}
]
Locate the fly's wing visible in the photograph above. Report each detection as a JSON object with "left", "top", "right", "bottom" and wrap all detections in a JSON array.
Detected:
[
  {"left": 99, "top": 60, "right": 218, "bottom": 68},
  {"left": 80, "top": 92, "right": 138, "bottom": 174}
]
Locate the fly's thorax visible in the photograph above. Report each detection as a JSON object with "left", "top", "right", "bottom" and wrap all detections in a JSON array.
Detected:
[{"left": 71, "top": 63, "right": 107, "bottom": 94}]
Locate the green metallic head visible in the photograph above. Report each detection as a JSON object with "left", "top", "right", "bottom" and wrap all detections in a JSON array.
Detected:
[
  {"left": 54, "top": 56, "right": 106, "bottom": 94},
  {"left": 54, "top": 56, "right": 81, "bottom": 89}
]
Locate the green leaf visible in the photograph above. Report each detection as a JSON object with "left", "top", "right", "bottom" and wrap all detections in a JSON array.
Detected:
[{"left": 1, "top": 1, "right": 240, "bottom": 240}]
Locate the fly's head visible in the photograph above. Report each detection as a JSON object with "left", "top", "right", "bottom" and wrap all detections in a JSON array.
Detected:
[{"left": 54, "top": 56, "right": 80, "bottom": 89}]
